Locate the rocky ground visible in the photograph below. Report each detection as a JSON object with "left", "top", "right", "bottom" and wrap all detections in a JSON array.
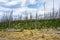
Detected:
[{"left": 0, "top": 29, "right": 60, "bottom": 40}]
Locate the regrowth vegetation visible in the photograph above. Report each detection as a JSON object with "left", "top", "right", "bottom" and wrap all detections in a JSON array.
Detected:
[{"left": 0, "top": 19, "right": 60, "bottom": 30}]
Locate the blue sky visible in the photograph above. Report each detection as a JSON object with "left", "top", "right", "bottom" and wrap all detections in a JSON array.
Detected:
[
  {"left": 0, "top": 0, "right": 60, "bottom": 13},
  {"left": 0, "top": 0, "right": 43, "bottom": 9},
  {"left": 0, "top": 0, "right": 60, "bottom": 20}
]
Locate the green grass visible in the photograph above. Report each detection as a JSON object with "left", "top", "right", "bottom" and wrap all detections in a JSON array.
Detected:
[{"left": 0, "top": 19, "right": 60, "bottom": 30}]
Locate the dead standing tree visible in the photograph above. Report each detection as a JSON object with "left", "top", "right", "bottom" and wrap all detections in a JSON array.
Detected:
[
  {"left": 24, "top": 14, "right": 28, "bottom": 20},
  {"left": 59, "top": 4, "right": 60, "bottom": 19},
  {"left": 8, "top": 10, "right": 13, "bottom": 28},
  {"left": 43, "top": 2, "right": 46, "bottom": 19},
  {"left": 2, "top": 12, "right": 8, "bottom": 27},
  {"left": 52, "top": 0, "right": 55, "bottom": 19},
  {"left": 18, "top": 13, "right": 22, "bottom": 20},
  {"left": 24, "top": 11, "right": 28, "bottom": 20},
  {"left": 24, "top": 11, "right": 28, "bottom": 27},
  {"left": 30, "top": 13, "right": 32, "bottom": 20},
  {"left": 36, "top": 11, "right": 38, "bottom": 20},
  {"left": 34, "top": 10, "right": 38, "bottom": 29}
]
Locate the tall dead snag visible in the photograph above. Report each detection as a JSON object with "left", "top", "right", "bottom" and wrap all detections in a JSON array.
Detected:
[
  {"left": 25, "top": 15, "right": 28, "bottom": 20},
  {"left": 49, "top": 11, "right": 52, "bottom": 19},
  {"left": 43, "top": 2, "right": 46, "bottom": 19},
  {"left": 18, "top": 14, "right": 19, "bottom": 20},
  {"left": 20, "top": 15, "right": 22, "bottom": 20},
  {"left": 52, "top": 0, "right": 55, "bottom": 19},
  {"left": 34, "top": 11, "right": 38, "bottom": 29},
  {"left": 9, "top": 10, "right": 13, "bottom": 28},
  {"left": 59, "top": 4, "right": 60, "bottom": 19},
  {"left": 3, "top": 12, "right": 8, "bottom": 27},
  {"left": 9, "top": 10, "right": 13, "bottom": 21},
  {"left": 36, "top": 11, "right": 38, "bottom": 20},
  {"left": 30, "top": 13, "right": 32, "bottom": 20}
]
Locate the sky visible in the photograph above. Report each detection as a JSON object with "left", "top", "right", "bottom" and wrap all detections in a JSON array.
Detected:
[{"left": 0, "top": 0, "right": 60, "bottom": 20}]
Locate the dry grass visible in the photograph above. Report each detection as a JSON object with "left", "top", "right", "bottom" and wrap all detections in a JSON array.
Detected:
[{"left": 0, "top": 29, "right": 60, "bottom": 40}]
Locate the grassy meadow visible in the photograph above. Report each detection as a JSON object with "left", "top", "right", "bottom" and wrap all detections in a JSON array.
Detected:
[{"left": 0, "top": 19, "right": 60, "bottom": 40}]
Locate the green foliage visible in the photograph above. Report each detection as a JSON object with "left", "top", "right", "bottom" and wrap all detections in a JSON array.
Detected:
[{"left": 0, "top": 19, "right": 60, "bottom": 30}]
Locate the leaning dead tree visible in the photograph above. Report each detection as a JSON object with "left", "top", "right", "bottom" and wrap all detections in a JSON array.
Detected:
[
  {"left": 9, "top": 10, "right": 13, "bottom": 21},
  {"left": 8, "top": 9, "right": 13, "bottom": 28}
]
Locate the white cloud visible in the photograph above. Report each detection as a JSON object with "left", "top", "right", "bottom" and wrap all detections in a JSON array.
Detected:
[
  {"left": 21, "top": 0, "right": 26, "bottom": 7},
  {"left": 0, "top": 0, "right": 6, "bottom": 2},
  {"left": 29, "top": 0, "right": 36, "bottom": 4},
  {"left": 0, "top": 0, "right": 60, "bottom": 20}
]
